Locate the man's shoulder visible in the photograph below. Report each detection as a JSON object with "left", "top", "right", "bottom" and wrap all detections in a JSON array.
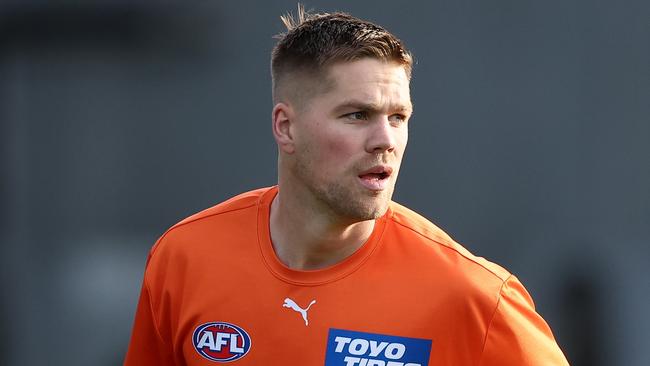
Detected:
[
  {"left": 387, "top": 201, "right": 511, "bottom": 283},
  {"left": 173, "top": 186, "right": 271, "bottom": 228},
  {"left": 149, "top": 186, "right": 272, "bottom": 256}
]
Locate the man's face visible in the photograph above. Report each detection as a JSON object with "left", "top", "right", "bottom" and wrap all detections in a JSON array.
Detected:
[{"left": 288, "top": 58, "right": 412, "bottom": 221}]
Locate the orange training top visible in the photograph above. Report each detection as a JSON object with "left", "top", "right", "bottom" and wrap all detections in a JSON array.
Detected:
[{"left": 125, "top": 186, "right": 569, "bottom": 365}]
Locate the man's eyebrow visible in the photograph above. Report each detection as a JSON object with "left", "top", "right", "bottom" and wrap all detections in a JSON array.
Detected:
[{"left": 333, "top": 100, "right": 413, "bottom": 113}]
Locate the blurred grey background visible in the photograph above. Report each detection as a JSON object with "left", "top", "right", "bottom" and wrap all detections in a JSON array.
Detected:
[{"left": 1, "top": 1, "right": 648, "bottom": 365}]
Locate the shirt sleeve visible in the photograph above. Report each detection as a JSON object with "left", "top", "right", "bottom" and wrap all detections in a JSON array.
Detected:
[
  {"left": 123, "top": 271, "right": 176, "bottom": 366},
  {"left": 478, "top": 275, "right": 570, "bottom": 366}
]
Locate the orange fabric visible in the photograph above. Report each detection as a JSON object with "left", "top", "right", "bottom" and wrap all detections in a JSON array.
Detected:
[{"left": 125, "top": 186, "right": 569, "bottom": 365}]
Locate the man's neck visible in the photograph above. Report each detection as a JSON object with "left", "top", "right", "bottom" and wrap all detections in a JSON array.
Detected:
[{"left": 269, "top": 191, "right": 376, "bottom": 270}]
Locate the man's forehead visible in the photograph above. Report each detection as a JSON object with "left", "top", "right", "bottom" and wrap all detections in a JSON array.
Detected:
[
  {"left": 324, "top": 61, "right": 412, "bottom": 111},
  {"left": 276, "top": 59, "right": 411, "bottom": 110},
  {"left": 326, "top": 60, "right": 408, "bottom": 88}
]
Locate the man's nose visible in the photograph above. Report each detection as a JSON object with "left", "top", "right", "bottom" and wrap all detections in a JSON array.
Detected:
[{"left": 365, "top": 117, "right": 397, "bottom": 153}]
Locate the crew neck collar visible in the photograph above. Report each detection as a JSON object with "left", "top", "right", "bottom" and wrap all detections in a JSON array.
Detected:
[{"left": 256, "top": 186, "right": 390, "bottom": 286}]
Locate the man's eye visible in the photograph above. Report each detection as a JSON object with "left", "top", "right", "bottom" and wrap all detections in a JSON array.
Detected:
[
  {"left": 389, "top": 114, "right": 407, "bottom": 124},
  {"left": 346, "top": 111, "right": 368, "bottom": 120}
]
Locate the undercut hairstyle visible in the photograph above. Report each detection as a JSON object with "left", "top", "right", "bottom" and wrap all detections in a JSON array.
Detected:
[{"left": 271, "top": 5, "right": 413, "bottom": 104}]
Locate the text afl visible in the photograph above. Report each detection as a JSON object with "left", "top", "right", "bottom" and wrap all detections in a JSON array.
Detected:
[{"left": 193, "top": 322, "right": 251, "bottom": 362}]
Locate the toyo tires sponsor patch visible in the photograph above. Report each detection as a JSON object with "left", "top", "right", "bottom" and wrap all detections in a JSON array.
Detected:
[{"left": 325, "top": 328, "right": 431, "bottom": 366}]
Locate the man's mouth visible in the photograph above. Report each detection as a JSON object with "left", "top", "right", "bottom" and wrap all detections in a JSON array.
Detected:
[{"left": 358, "top": 166, "right": 393, "bottom": 191}]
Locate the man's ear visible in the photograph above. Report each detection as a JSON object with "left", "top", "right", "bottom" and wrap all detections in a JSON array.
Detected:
[{"left": 272, "top": 102, "right": 296, "bottom": 154}]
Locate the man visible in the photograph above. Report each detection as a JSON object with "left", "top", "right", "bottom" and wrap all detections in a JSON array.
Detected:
[{"left": 125, "top": 7, "right": 569, "bottom": 366}]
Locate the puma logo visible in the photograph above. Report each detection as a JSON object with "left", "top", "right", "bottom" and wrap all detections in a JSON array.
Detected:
[{"left": 282, "top": 298, "right": 316, "bottom": 326}]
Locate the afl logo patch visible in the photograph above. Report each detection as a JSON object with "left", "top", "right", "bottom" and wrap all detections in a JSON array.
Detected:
[{"left": 192, "top": 322, "right": 251, "bottom": 362}]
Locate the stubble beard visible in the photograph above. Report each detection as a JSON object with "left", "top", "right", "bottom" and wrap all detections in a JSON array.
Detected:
[{"left": 293, "top": 157, "right": 394, "bottom": 222}]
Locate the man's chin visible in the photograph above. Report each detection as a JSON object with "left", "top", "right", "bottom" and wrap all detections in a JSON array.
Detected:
[
  {"left": 360, "top": 191, "right": 393, "bottom": 217},
  {"left": 319, "top": 182, "right": 393, "bottom": 221},
  {"left": 344, "top": 199, "right": 390, "bottom": 221}
]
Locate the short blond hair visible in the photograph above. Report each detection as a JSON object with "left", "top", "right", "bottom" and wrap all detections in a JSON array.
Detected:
[{"left": 271, "top": 5, "right": 413, "bottom": 104}]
